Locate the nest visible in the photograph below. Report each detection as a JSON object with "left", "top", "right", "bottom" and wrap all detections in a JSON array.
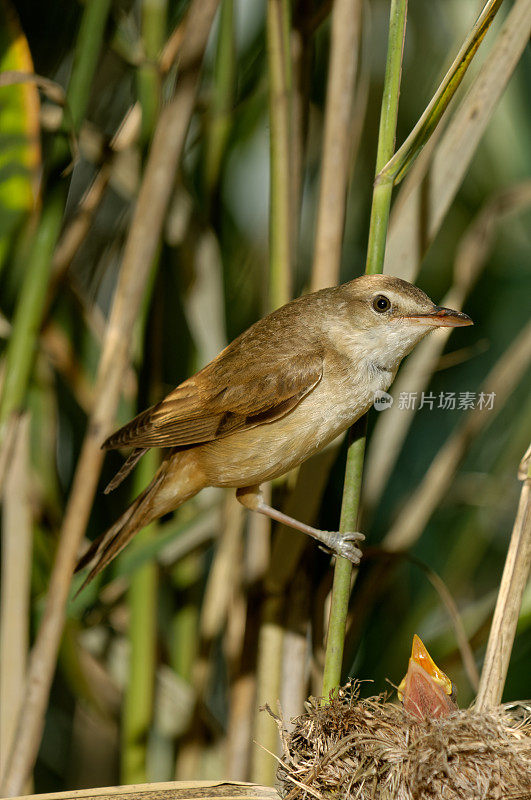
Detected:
[{"left": 273, "top": 682, "right": 531, "bottom": 800}]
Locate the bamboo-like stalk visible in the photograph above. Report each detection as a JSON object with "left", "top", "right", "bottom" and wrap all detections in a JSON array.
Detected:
[
  {"left": 289, "top": 0, "right": 313, "bottom": 262},
  {"left": 137, "top": 0, "right": 167, "bottom": 147},
  {"left": 204, "top": 0, "right": 235, "bottom": 198},
  {"left": 321, "top": 0, "right": 408, "bottom": 699},
  {"left": 364, "top": 0, "right": 407, "bottom": 276},
  {"left": 0, "top": 416, "right": 32, "bottom": 776},
  {"left": 310, "top": 0, "right": 362, "bottom": 291},
  {"left": 251, "top": 594, "right": 284, "bottom": 786},
  {"left": 267, "top": 0, "right": 292, "bottom": 310},
  {"left": 121, "top": 451, "right": 159, "bottom": 784},
  {"left": 121, "top": 1, "right": 166, "bottom": 782},
  {"left": 475, "top": 447, "right": 531, "bottom": 709},
  {"left": 250, "top": 3, "right": 293, "bottom": 783},
  {"left": 0, "top": 3, "right": 219, "bottom": 795}
]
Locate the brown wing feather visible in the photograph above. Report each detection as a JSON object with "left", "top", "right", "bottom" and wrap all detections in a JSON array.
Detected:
[{"left": 103, "top": 340, "right": 324, "bottom": 452}]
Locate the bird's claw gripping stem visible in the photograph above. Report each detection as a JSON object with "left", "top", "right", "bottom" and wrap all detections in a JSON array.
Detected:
[
  {"left": 236, "top": 485, "right": 365, "bottom": 564},
  {"left": 321, "top": 530, "right": 364, "bottom": 563}
]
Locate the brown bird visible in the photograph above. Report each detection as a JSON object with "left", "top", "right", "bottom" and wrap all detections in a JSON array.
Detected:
[{"left": 76, "top": 275, "right": 472, "bottom": 587}]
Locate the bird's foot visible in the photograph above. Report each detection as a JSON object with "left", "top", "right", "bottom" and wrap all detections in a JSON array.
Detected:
[
  {"left": 320, "top": 530, "right": 364, "bottom": 564},
  {"left": 236, "top": 486, "right": 364, "bottom": 564}
]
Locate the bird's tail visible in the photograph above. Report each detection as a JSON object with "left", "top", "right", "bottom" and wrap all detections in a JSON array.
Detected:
[{"left": 75, "top": 450, "right": 204, "bottom": 591}]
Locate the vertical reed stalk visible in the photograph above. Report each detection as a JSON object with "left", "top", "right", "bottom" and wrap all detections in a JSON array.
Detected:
[
  {"left": 267, "top": 0, "right": 292, "bottom": 309},
  {"left": 322, "top": 0, "right": 408, "bottom": 698},
  {"left": 204, "top": 0, "right": 235, "bottom": 197},
  {"left": 137, "top": 0, "right": 167, "bottom": 147},
  {"left": 250, "top": 2, "right": 293, "bottom": 783},
  {"left": 121, "top": 450, "right": 159, "bottom": 784},
  {"left": 474, "top": 449, "right": 531, "bottom": 710},
  {"left": 311, "top": 0, "right": 362, "bottom": 291},
  {"left": 0, "top": 416, "right": 32, "bottom": 777},
  {"left": 121, "top": 2, "right": 166, "bottom": 781}
]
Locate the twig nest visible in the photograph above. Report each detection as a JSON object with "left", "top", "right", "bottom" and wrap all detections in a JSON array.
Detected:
[{"left": 273, "top": 682, "right": 531, "bottom": 799}]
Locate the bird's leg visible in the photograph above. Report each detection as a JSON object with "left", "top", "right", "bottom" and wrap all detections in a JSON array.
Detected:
[{"left": 236, "top": 485, "right": 364, "bottom": 564}]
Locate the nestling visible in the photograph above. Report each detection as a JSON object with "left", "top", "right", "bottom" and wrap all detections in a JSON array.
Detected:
[{"left": 76, "top": 274, "right": 472, "bottom": 587}]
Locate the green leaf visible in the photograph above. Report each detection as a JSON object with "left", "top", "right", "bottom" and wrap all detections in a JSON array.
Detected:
[{"left": 0, "top": 0, "right": 40, "bottom": 273}]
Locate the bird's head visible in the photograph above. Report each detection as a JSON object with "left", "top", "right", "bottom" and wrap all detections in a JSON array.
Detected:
[
  {"left": 397, "top": 634, "right": 457, "bottom": 719},
  {"left": 338, "top": 275, "right": 473, "bottom": 368}
]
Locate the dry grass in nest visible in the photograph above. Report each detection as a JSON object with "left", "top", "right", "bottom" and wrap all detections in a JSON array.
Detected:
[{"left": 272, "top": 682, "right": 531, "bottom": 799}]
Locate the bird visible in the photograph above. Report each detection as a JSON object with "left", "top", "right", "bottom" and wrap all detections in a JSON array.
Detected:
[
  {"left": 76, "top": 274, "right": 473, "bottom": 588},
  {"left": 397, "top": 634, "right": 457, "bottom": 719}
]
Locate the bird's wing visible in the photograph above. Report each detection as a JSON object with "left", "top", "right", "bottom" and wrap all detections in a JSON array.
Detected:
[{"left": 103, "top": 351, "right": 323, "bottom": 451}]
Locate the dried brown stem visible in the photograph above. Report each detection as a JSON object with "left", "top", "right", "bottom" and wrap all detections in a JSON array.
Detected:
[
  {"left": 0, "top": 1, "right": 219, "bottom": 794},
  {"left": 475, "top": 447, "right": 531, "bottom": 709},
  {"left": 310, "top": 0, "right": 362, "bottom": 291},
  {"left": 0, "top": 416, "right": 32, "bottom": 776}
]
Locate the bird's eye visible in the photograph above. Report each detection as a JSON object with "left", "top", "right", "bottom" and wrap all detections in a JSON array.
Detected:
[{"left": 373, "top": 295, "right": 391, "bottom": 313}]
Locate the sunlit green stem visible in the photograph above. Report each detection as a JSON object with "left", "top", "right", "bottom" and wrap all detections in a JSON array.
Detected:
[
  {"left": 267, "top": 0, "right": 292, "bottom": 310},
  {"left": 138, "top": 0, "right": 167, "bottom": 147},
  {"left": 204, "top": 0, "right": 235, "bottom": 197},
  {"left": 322, "top": 418, "right": 366, "bottom": 696},
  {"left": 322, "top": 0, "right": 408, "bottom": 699},
  {"left": 365, "top": 0, "right": 407, "bottom": 275}
]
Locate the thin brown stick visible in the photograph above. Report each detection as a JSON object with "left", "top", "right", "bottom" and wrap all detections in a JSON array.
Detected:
[
  {"left": 0, "top": 1, "right": 219, "bottom": 794},
  {"left": 384, "top": 0, "right": 531, "bottom": 281},
  {"left": 310, "top": 0, "right": 362, "bottom": 291},
  {"left": 475, "top": 446, "right": 531, "bottom": 709},
  {"left": 383, "top": 317, "right": 531, "bottom": 552},
  {"left": 0, "top": 416, "right": 32, "bottom": 776}
]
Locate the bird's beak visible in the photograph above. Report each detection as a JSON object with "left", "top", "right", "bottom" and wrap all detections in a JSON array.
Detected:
[
  {"left": 404, "top": 306, "right": 473, "bottom": 327},
  {"left": 397, "top": 635, "right": 456, "bottom": 720},
  {"left": 397, "top": 634, "right": 453, "bottom": 700}
]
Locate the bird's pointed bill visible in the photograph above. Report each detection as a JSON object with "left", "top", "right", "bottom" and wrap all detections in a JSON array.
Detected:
[
  {"left": 397, "top": 634, "right": 456, "bottom": 719},
  {"left": 403, "top": 306, "right": 473, "bottom": 327}
]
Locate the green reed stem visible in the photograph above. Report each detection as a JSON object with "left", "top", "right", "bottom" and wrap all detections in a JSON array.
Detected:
[
  {"left": 137, "top": 0, "right": 167, "bottom": 147},
  {"left": 322, "top": 0, "right": 408, "bottom": 699},
  {"left": 121, "top": 449, "right": 159, "bottom": 784},
  {"left": 204, "top": 0, "right": 235, "bottom": 197},
  {"left": 267, "top": 0, "right": 292, "bottom": 310}
]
